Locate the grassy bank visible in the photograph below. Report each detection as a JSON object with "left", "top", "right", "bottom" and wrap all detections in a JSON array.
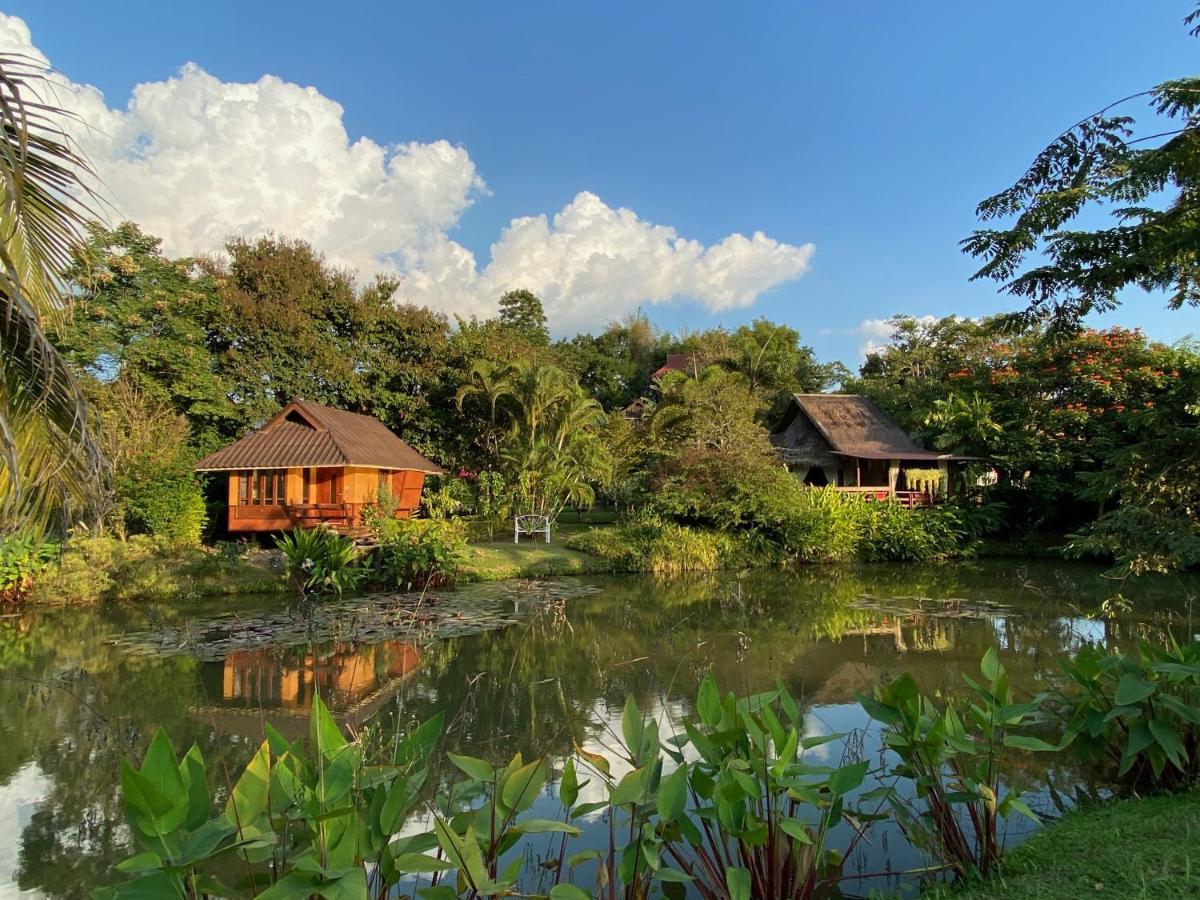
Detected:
[
  {"left": 928, "top": 792, "right": 1200, "bottom": 899},
  {"left": 29, "top": 535, "right": 284, "bottom": 604},
  {"left": 460, "top": 539, "right": 620, "bottom": 581}
]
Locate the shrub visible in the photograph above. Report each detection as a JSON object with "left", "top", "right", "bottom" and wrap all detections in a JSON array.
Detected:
[
  {"left": 119, "top": 461, "right": 207, "bottom": 547},
  {"left": 773, "top": 486, "right": 872, "bottom": 562},
  {"left": 565, "top": 514, "right": 759, "bottom": 575},
  {"left": 0, "top": 529, "right": 57, "bottom": 602},
  {"left": 862, "top": 503, "right": 967, "bottom": 562},
  {"left": 1040, "top": 638, "right": 1200, "bottom": 793},
  {"left": 275, "top": 527, "right": 364, "bottom": 598},
  {"left": 373, "top": 518, "right": 466, "bottom": 590}
]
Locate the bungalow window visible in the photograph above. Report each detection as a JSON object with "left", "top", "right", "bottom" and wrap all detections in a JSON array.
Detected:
[{"left": 238, "top": 469, "right": 287, "bottom": 505}]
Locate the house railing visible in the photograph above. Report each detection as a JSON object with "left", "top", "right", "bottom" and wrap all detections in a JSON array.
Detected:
[{"left": 829, "top": 487, "right": 936, "bottom": 508}]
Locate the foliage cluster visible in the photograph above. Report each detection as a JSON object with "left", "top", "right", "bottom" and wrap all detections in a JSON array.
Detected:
[
  {"left": 27, "top": 533, "right": 280, "bottom": 603},
  {"left": 849, "top": 315, "right": 1200, "bottom": 571},
  {"left": 1041, "top": 638, "right": 1200, "bottom": 793},
  {"left": 275, "top": 527, "right": 365, "bottom": 599},
  {"left": 101, "top": 647, "right": 1140, "bottom": 898},
  {"left": 565, "top": 514, "right": 759, "bottom": 576},
  {"left": 374, "top": 518, "right": 468, "bottom": 590},
  {"left": 0, "top": 528, "right": 57, "bottom": 602}
]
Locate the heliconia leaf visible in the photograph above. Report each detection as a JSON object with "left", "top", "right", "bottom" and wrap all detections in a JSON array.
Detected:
[
  {"left": 560, "top": 756, "right": 580, "bottom": 810},
  {"left": 1114, "top": 674, "right": 1156, "bottom": 707},
  {"left": 725, "top": 866, "right": 751, "bottom": 900},
  {"left": 656, "top": 764, "right": 688, "bottom": 822},
  {"left": 447, "top": 753, "right": 494, "bottom": 783},
  {"left": 827, "top": 760, "right": 869, "bottom": 797},
  {"left": 573, "top": 741, "right": 610, "bottom": 776},
  {"left": 309, "top": 695, "right": 347, "bottom": 757},
  {"left": 549, "top": 885, "right": 592, "bottom": 900},
  {"left": 980, "top": 647, "right": 1002, "bottom": 682},
  {"left": 697, "top": 673, "right": 723, "bottom": 727}
]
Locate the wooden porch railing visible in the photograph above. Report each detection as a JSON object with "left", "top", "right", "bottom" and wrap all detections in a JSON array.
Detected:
[{"left": 831, "top": 487, "right": 936, "bottom": 508}]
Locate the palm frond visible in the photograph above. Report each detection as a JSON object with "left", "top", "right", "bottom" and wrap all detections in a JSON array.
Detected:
[{"left": 0, "top": 53, "right": 108, "bottom": 532}]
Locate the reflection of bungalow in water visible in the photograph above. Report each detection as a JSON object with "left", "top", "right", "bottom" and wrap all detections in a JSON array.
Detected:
[
  {"left": 196, "top": 400, "right": 443, "bottom": 534},
  {"left": 194, "top": 641, "right": 421, "bottom": 739},
  {"left": 769, "top": 394, "right": 973, "bottom": 505}
]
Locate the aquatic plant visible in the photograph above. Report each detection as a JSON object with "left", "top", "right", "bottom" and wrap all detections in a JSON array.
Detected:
[
  {"left": 1041, "top": 637, "right": 1200, "bottom": 793},
  {"left": 858, "top": 648, "right": 1052, "bottom": 881}
]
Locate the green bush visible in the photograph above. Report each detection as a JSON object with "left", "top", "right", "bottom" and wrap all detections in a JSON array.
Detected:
[
  {"left": 0, "top": 529, "right": 57, "bottom": 602},
  {"left": 565, "top": 514, "right": 761, "bottom": 574},
  {"left": 772, "top": 485, "right": 872, "bottom": 562},
  {"left": 118, "top": 461, "right": 207, "bottom": 547},
  {"left": 275, "top": 527, "right": 365, "bottom": 598},
  {"left": 862, "top": 503, "right": 967, "bottom": 562},
  {"left": 373, "top": 518, "right": 467, "bottom": 590}
]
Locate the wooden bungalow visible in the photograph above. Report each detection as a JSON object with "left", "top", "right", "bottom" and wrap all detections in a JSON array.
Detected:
[
  {"left": 769, "top": 393, "right": 970, "bottom": 505},
  {"left": 195, "top": 400, "right": 443, "bottom": 533}
]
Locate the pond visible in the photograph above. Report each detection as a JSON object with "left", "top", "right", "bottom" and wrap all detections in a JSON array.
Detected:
[{"left": 0, "top": 560, "right": 1197, "bottom": 898}]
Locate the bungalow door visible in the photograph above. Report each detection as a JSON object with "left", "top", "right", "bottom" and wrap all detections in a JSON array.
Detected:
[{"left": 315, "top": 468, "right": 343, "bottom": 505}]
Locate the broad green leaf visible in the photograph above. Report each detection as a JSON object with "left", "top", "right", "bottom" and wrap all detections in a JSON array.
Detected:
[
  {"left": 255, "top": 871, "right": 321, "bottom": 900},
  {"left": 780, "top": 818, "right": 813, "bottom": 844},
  {"left": 560, "top": 756, "right": 580, "bottom": 810},
  {"left": 393, "top": 852, "right": 455, "bottom": 873},
  {"left": 1148, "top": 719, "right": 1187, "bottom": 770},
  {"left": 621, "top": 695, "right": 644, "bottom": 751},
  {"left": 447, "top": 753, "right": 494, "bottom": 783},
  {"left": 654, "top": 867, "right": 694, "bottom": 883},
  {"left": 827, "top": 760, "right": 868, "bottom": 797},
  {"left": 396, "top": 712, "right": 444, "bottom": 767},
  {"left": 309, "top": 695, "right": 347, "bottom": 756},
  {"left": 501, "top": 759, "right": 548, "bottom": 813},
  {"left": 1002, "top": 735, "right": 1061, "bottom": 752},
  {"left": 656, "top": 764, "right": 688, "bottom": 822},
  {"left": 980, "top": 647, "right": 1001, "bottom": 682},
  {"left": 725, "top": 866, "right": 751, "bottom": 900},
  {"left": 549, "top": 886, "right": 592, "bottom": 900},
  {"left": 771, "top": 728, "right": 798, "bottom": 779},
  {"left": 516, "top": 818, "right": 581, "bottom": 835},
  {"left": 225, "top": 740, "right": 271, "bottom": 828},
  {"left": 610, "top": 767, "right": 649, "bottom": 807},
  {"left": 697, "top": 673, "right": 722, "bottom": 727},
  {"left": 433, "top": 816, "right": 489, "bottom": 889},
  {"left": 1114, "top": 674, "right": 1156, "bottom": 706}
]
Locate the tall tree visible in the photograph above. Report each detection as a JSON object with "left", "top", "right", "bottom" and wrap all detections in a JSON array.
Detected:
[
  {"left": 0, "top": 54, "right": 108, "bottom": 531},
  {"left": 963, "top": 6, "right": 1200, "bottom": 324},
  {"left": 56, "top": 222, "right": 235, "bottom": 450},
  {"left": 497, "top": 288, "right": 550, "bottom": 345}
]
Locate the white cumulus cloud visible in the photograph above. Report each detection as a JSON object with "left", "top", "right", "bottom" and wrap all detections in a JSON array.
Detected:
[{"left": 0, "top": 13, "right": 814, "bottom": 330}]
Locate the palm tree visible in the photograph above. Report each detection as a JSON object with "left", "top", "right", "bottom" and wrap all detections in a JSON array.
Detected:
[{"left": 0, "top": 54, "right": 108, "bottom": 532}]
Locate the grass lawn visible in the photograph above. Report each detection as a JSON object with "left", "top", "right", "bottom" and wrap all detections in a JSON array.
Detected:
[
  {"left": 929, "top": 791, "right": 1200, "bottom": 899},
  {"left": 460, "top": 538, "right": 618, "bottom": 581}
]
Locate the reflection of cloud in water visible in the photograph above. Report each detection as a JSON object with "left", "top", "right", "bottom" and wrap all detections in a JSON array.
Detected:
[
  {"left": 0, "top": 763, "right": 50, "bottom": 896},
  {"left": 1056, "top": 617, "right": 1107, "bottom": 650}
]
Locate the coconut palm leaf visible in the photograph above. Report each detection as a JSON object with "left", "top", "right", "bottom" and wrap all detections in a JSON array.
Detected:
[{"left": 0, "top": 53, "right": 108, "bottom": 532}]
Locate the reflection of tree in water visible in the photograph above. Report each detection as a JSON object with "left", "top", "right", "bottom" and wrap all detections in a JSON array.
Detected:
[{"left": 0, "top": 560, "right": 1196, "bottom": 897}]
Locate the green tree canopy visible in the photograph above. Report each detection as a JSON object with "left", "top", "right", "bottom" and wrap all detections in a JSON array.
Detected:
[{"left": 963, "top": 6, "right": 1200, "bottom": 324}]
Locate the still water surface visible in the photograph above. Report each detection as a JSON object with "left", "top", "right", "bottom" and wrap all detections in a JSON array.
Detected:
[{"left": 1, "top": 561, "right": 1197, "bottom": 898}]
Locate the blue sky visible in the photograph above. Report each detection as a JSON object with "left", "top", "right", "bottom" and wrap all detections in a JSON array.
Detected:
[{"left": 6, "top": 0, "right": 1199, "bottom": 366}]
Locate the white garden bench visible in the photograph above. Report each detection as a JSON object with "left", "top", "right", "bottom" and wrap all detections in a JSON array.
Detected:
[{"left": 514, "top": 514, "right": 551, "bottom": 544}]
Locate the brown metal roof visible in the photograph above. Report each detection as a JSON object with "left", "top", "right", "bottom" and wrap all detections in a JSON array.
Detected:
[
  {"left": 788, "top": 394, "right": 946, "bottom": 459},
  {"left": 195, "top": 401, "right": 444, "bottom": 474}
]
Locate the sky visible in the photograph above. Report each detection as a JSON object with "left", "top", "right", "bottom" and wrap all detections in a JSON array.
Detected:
[{"left": 3, "top": 1, "right": 1198, "bottom": 366}]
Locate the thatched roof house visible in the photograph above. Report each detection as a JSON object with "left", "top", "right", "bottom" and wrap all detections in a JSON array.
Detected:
[{"left": 769, "top": 394, "right": 969, "bottom": 494}]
